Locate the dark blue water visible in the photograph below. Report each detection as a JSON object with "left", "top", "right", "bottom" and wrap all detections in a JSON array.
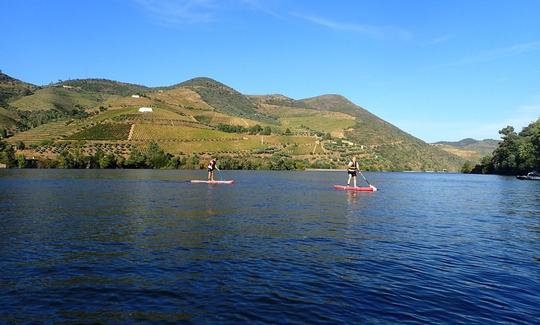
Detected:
[{"left": 0, "top": 170, "right": 539, "bottom": 324}]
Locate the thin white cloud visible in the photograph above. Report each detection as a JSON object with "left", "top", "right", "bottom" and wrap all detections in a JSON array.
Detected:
[
  {"left": 429, "top": 34, "right": 454, "bottom": 45},
  {"left": 294, "top": 14, "right": 412, "bottom": 40},
  {"left": 134, "top": 0, "right": 283, "bottom": 25},
  {"left": 240, "top": 0, "right": 282, "bottom": 17},
  {"left": 425, "top": 41, "right": 540, "bottom": 70},
  {"left": 134, "top": 0, "right": 218, "bottom": 24}
]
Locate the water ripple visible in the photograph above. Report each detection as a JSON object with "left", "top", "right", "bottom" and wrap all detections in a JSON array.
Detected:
[{"left": 1, "top": 170, "right": 539, "bottom": 323}]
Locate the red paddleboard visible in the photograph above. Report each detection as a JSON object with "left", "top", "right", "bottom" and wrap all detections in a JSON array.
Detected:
[
  {"left": 191, "top": 180, "right": 234, "bottom": 184},
  {"left": 333, "top": 185, "right": 377, "bottom": 192}
]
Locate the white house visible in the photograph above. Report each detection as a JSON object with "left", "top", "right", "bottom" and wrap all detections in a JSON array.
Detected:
[
  {"left": 138, "top": 107, "right": 153, "bottom": 113},
  {"left": 131, "top": 94, "right": 140, "bottom": 98}
]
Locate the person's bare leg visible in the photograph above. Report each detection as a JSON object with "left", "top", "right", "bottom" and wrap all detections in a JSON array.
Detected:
[
  {"left": 353, "top": 176, "right": 357, "bottom": 187},
  {"left": 208, "top": 171, "right": 211, "bottom": 181},
  {"left": 347, "top": 174, "right": 352, "bottom": 186}
]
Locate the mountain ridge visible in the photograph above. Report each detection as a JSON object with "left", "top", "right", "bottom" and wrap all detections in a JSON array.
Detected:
[
  {"left": 432, "top": 138, "right": 500, "bottom": 161},
  {"left": 1, "top": 71, "right": 466, "bottom": 171}
]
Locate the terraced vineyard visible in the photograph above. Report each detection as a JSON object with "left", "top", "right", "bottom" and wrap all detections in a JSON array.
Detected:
[
  {"left": 130, "top": 125, "right": 243, "bottom": 141},
  {"left": 280, "top": 113, "right": 356, "bottom": 134},
  {"left": 68, "top": 123, "right": 132, "bottom": 140},
  {"left": 7, "top": 120, "right": 80, "bottom": 145},
  {"left": 158, "top": 134, "right": 316, "bottom": 154}
]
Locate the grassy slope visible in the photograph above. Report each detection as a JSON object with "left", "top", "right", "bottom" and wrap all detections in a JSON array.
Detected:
[
  {"left": 248, "top": 94, "right": 311, "bottom": 109},
  {"left": 0, "top": 107, "right": 19, "bottom": 129},
  {"left": 7, "top": 120, "right": 79, "bottom": 144},
  {"left": 433, "top": 139, "right": 499, "bottom": 160},
  {"left": 59, "top": 79, "right": 150, "bottom": 97},
  {"left": 178, "top": 77, "right": 276, "bottom": 123},
  {"left": 3, "top": 73, "right": 467, "bottom": 171},
  {"left": 297, "top": 94, "right": 466, "bottom": 170},
  {"left": 0, "top": 72, "right": 37, "bottom": 105},
  {"left": 10, "top": 87, "right": 101, "bottom": 112}
]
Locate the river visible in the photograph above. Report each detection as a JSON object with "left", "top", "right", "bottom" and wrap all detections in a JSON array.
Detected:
[{"left": 0, "top": 170, "right": 539, "bottom": 323}]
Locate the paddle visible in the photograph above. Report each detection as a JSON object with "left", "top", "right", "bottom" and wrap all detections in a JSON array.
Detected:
[
  {"left": 358, "top": 169, "right": 377, "bottom": 191},
  {"left": 216, "top": 168, "right": 223, "bottom": 181}
]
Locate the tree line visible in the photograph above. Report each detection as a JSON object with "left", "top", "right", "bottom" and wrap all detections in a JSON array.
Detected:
[
  {"left": 462, "top": 119, "right": 540, "bottom": 175},
  {"left": 217, "top": 123, "right": 273, "bottom": 135},
  {"left": 0, "top": 139, "right": 312, "bottom": 170}
]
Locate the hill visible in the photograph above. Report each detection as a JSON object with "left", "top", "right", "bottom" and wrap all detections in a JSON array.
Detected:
[
  {"left": 295, "top": 95, "right": 465, "bottom": 170},
  {"left": 178, "top": 77, "right": 276, "bottom": 123},
  {"left": 1, "top": 72, "right": 467, "bottom": 171},
  {"left": 0, "top": 71, "right": 37, "bottom": 105},
  {"left": 59, "top": 79, "right": 150, "bottom": 97},
  {"left": 432, "top": 138, "right": 499, "bottom": 161},
  {"left": 10, "top": 86, "right": 101, "bottom": 112}
]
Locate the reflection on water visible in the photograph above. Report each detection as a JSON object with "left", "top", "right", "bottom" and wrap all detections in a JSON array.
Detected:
[{"left": 0, "top": 170, "right": 539, "bottom": 323}]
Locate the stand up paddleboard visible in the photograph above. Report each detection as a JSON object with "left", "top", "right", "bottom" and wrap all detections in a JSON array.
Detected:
[
  {"left": 333, "top": 185, "right": 377, "bottom": 192},
  {"left": 191, "top": 180, "right": 234, "bottom": 184}
]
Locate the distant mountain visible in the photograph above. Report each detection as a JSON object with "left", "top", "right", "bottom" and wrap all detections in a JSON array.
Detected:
[
  {"left": 432, "top": 138, "right": 499, "bottom": 161},
  {"left": 1, "top": 71, "right": 468, "bottom": 171}
]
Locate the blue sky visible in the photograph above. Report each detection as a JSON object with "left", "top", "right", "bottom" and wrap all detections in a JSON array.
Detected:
[{"left": 1, "top": 0, "right": 540, "bottom": 142}]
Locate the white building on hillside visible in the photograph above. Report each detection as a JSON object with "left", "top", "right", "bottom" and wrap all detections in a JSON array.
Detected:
[{"left": 138, "top": 107, "right": 153, "bottom": 113}]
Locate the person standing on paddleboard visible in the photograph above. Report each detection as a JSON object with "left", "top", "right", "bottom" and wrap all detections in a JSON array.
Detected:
[
  {"left": 347, "top": 157, "right": 360, "bottom": 187},
  {"left": 207, "top": 158, "right": 219, "bottom": 181}
]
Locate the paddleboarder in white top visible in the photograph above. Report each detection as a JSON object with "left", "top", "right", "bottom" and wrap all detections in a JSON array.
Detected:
[
  {"left": 207, "top": 158, "right": 219, "bottom": 181},
  {"left": 347, "top": 157, "right": 360, "bottom": 187}
]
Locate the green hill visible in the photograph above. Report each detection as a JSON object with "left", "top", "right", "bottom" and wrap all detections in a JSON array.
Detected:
[
  {"left": 295, "top": 95, "right": 465, "bottom": 170},
  {"left": 178, "top": 77, "right": 276, "bottom": 123},
  {"left": 248, "top": 94, "right": 311, "bottom": 109},
  {"left": 59, "top": 79, "right": 149, "bottom": 97},
  {"left": 0, "top": 107, "right": 19, "bottom": 131},
  {"left": 10, "top": 86, "right": 101, "bottom": 112},
  {"left": 433, "top": 138, "right": 499, "bottom": 161},
  {"left": 2, "top": 72, "right": 468, "bottom": 171},
  {"left": 0, "top": 71, "right": 37, "bottom": 106}
]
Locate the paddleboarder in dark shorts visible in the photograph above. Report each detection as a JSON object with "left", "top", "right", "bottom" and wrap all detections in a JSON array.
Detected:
[
  {"left": 207, "top": 158, "right": 219, "bottom": 181},
  {"left": 347, "top": 157, "right": 359, "bottom": 187}
]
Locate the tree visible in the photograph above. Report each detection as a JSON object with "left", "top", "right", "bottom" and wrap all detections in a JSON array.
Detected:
[
  {"left": 126, "top": 148, "right": 146, "bottom": 168},
  {"left": 261, "top": 126, "right": 272, "bottom": 135},
  {"left": 284, "top": 128, "right": 292, "bottom": 135},
  {"left": 491, "top": 126, "right": 520, "bottom": 174},
  {"left": 145, "top": 141, "right": 170, "bottom": 168},
  {"left": 15, "top": 141, "right": 25, "bottom": 150},
  {"left": 461, "top": 161, "right": 473, "bottom": 173},
  {"left": 183, "top": 154, "right": 201, "bottom": 169},
  {"left": 99, "top": 154, "right": 115, "bottom": 169},
  {"left": 474, "top": 119, "right": 540, "bottom": 174},
  {"left": 249, "top": 124, "right": 263, "bottom": 135},
  {"left": 57, "top": 150, "right": 75, "bottom": 168},
  {"left": 17, "top": 155, "right": 26, "bottom": 168},
  {"left": 0, "top": 140, "right": 16, "bottom": 167}
]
